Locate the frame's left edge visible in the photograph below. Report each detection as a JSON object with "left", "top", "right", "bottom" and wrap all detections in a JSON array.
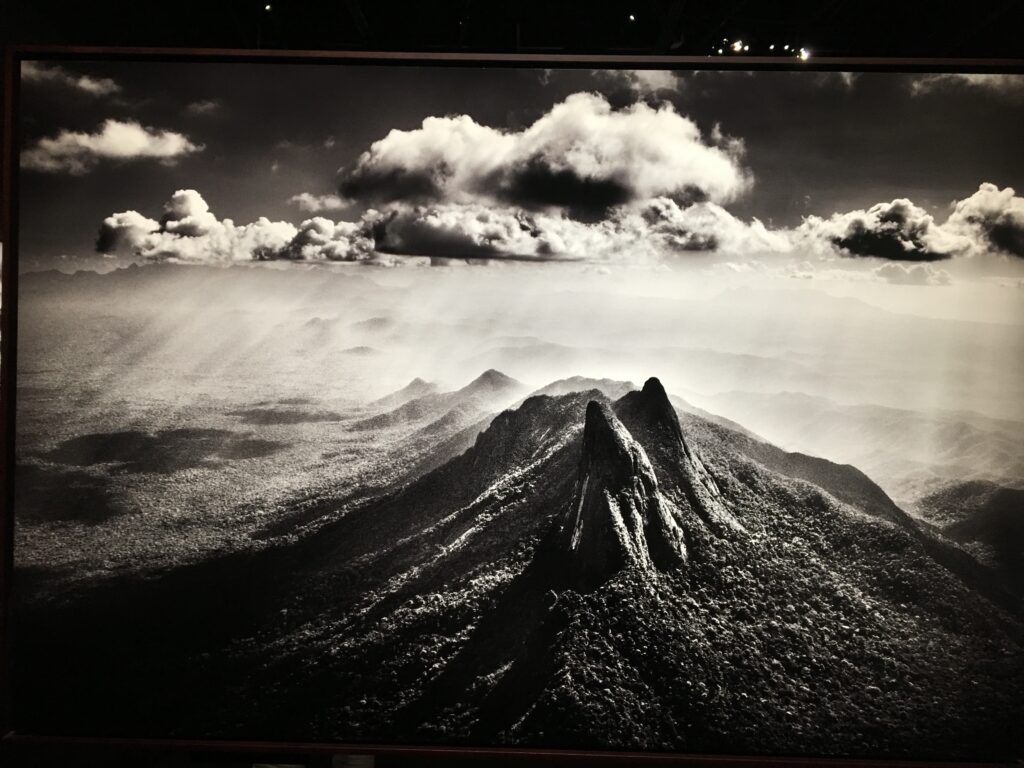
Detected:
[{"left": 0, "top": 42, "right": 20, "bottom": 742}]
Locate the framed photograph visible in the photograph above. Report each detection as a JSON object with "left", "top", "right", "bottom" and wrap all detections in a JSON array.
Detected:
[{"left": 2, "top": 48, "right": 1023, "bottom": 764}]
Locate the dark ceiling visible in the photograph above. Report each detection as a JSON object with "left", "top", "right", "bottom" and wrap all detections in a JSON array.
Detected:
[{"left": 1, "top": 0, "right": 1023, "bottom": 58}]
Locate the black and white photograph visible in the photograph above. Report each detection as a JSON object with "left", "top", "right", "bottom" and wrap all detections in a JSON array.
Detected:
[{"left": 10, "top": 58, "right": 1024, "bottom": 761}]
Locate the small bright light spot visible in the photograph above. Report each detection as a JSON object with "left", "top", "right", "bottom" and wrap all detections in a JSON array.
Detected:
[
  {"left": 731, "top": 40, "right": 744, "bottom": 52},
  {"left": 769, "top": 43, "right": 775, "bottom": 50},
  {"left": 717, "top": 48, "right": 723, "bottom": 54},
  {"left": 628, "top": 13, "right": 635, "bottom": 21},
  {"left": 743, "top": 45, "right": 749, "bottom": 51},
  {"left": 783, "top": 44, "right": 790, "bottom": 51},
  {"left": 799, "top": 48, "right": 810, "bottom": 60},
  {"left": 264, "top": 3, "right": 271, "bottom": 9}
]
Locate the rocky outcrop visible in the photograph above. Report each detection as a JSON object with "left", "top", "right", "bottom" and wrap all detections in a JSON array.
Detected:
[
  {"left": 616, "top": 377, "right": 745, "bottom": 536},
  {"left": 562, "top": 401, "right": 688, "bottom": 588}
]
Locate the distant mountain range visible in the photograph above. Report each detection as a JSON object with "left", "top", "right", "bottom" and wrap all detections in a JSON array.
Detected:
[
  {"left": 683, "top": 389, "right": 1024, "bottom": 506},
  {"left": 352, "top": 369, "right": 525, "bottom": 433}
]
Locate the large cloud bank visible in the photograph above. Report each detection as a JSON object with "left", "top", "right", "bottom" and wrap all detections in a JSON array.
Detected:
[
  {"left": 339, "top": 92, "right": 750, "bottom": 221},
  {"left": 99, "top": 181, "right": 1024, "bottom": 269},
  {"left": 98, "top": 189, "right": 784, "bottom": 265},
  {"left": 328, "top": 92, "right": 783, "bottom": 261},
  {"left": 91, "top": 87, "right": 1024, "bottom": 270},
  {"left": 23, "top": 119, "right": 202, "bottom": 174}
]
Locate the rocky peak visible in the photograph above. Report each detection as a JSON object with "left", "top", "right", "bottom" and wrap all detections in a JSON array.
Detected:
[
  {"left": 476, "top": 368, "right": 516, "bottom": 386},
  {"left": 580, "top": 401, "right": 646, "bottom": 488},
  {"left": 615, "top": 377, "right": 745, "bottom": 537},
  {"left": 616, "top": 377, "right": 684, "bottom": 444},
  {"left": 460, "top": 369, "right": 522, "bottom": 397},
  {"left": 562, "top": 401, "right": 687, "bottom": 589}
]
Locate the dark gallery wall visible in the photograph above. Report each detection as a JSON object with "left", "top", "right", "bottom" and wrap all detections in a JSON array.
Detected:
[
  {"left": 2, "top": 0, "right": 1024, "bottom": 56},
  {"left": 1, "top": 2, "right": 1022, "bottom": 768}
]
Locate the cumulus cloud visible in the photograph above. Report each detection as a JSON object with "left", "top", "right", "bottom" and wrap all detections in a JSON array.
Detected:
[
  {"left": 874, "top": 262, "right": 952, "bottom": 286},
  {"left": 95, "top": 210, "right": 160, "bottom": 256},
  {"left": 278, "top": 217, "right": 374, "bottom": 261},
  {"left": 22, "top": 119, "right": 202, "bottom": 174},
  {"left": 638, "top": 198, "right": 791, "bottom": 255},
  {"left": 799, "top": 184, "right": 1024, "bottom": 264},
  {"left": 96, "top": 189, "right": 373, "bottom": 264},
  {"left": 339, "top": 92, "right": 751, "bottom": 221},
  {"left": 911, "top": 73, "right": 1024, "bottom": 98},
  {"left": 593, "top": 68, "right": 680, "bottom": 97},
  {"left": 289, "top": 192, "right": 349, "bottom": 212},
  {"left": 370, "top": 204, "right": 548, "bottom": 259},
  {"left": 945, "top": 183, "right": 1024, "bottom": 259},
  {"left": 799, "top": 198, "right": 966, "bottom": 261},
  {"left": 160, "top": 189, "right": 219, "bottom": 236},
  {"left": 22, "top": 61, "right": 120, "bottom": 96}
]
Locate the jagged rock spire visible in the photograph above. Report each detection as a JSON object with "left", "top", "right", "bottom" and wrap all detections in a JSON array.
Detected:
[
  {"left": 615, "top": 377, "right": 745, "bottom": 536},
  {"left": 562, "top": 401, "right": 687, "bottom": 588}
]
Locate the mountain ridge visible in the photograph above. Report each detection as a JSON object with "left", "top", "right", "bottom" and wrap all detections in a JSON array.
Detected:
[{"left": 14, "top": 375, "right": 1024, "bottom": 759}]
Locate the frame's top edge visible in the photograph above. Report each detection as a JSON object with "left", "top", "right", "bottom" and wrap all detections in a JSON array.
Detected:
[{"left": 6, "top": 44, "right": 1024, "bottom": 70}]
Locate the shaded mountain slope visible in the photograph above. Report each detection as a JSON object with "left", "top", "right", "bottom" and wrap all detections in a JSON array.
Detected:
[
  {"left": 678, "top": 411, "right": 1020, "bottom": 612},
  {"left": 707, "top": 422, "right": 914, "bottom": 530},
  {"left": 916, "top": 481, "right": 1024, "bottom": 591},
  {"left": 916, "top": 480, "right": 1023, "bottom": 529}
]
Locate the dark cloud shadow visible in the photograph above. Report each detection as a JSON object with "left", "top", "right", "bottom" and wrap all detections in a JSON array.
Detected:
[
  {"left": 339, "top": 165, "right": 446, "bottom": 205},
  {"left": 16, "top": 463, "right": 124, "bottom": 524},
  {"left": 42, "top": 428, "right": 287, "bottom": 474},
  {"left": 492, "top": 158, "right": 634, "bottom": 222},
  {"left": 832, "top": 222, "right": 949, "bottom": 261},
  {"left": 983, "top": 220, "right": 1024, "bottom": 258},
  {"left": 229, "top": 408, "right": 344, "bottom": 425}
]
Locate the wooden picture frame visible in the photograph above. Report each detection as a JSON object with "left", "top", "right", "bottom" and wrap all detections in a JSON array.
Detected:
[{"left": 2, "top": 45, "right": 1024, "bottom": 765}]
